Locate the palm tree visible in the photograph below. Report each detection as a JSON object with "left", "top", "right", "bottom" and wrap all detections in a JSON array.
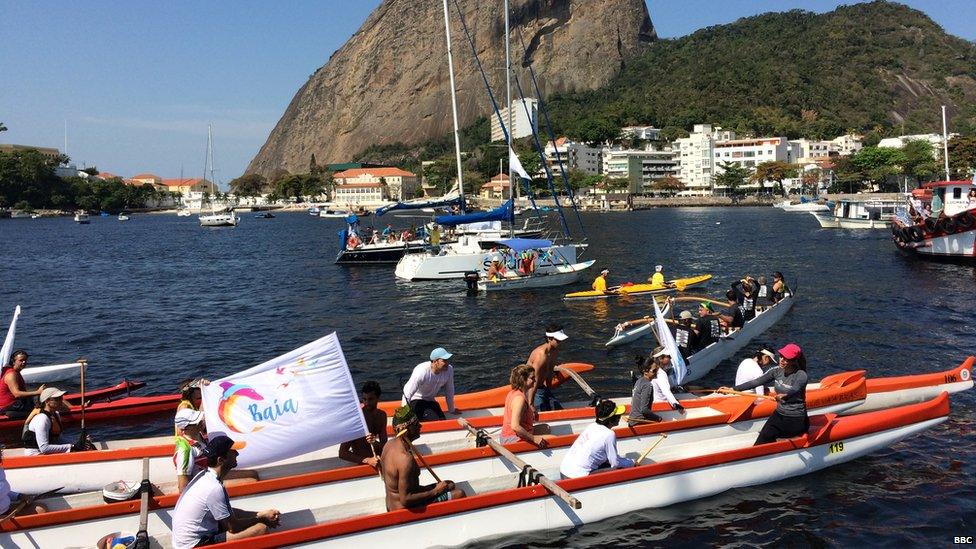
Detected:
[{"left": 0, "top": 122, "right": 7, "bottom": 133}]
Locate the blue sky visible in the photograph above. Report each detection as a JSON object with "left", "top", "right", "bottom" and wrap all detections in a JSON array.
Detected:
[{"left": 2, "top": 1, "right": 974, "bottom": 184}]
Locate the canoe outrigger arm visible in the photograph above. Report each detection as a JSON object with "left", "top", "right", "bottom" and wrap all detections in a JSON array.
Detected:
[{"left": 554, "top": 365, "right": 599, "bottom": 404}]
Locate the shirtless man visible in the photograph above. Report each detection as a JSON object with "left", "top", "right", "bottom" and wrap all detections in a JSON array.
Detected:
[
  {"left": 338, "top": 381, "right": 388, "bottom": 468},
  {"left": 381, "top": 407, "right": 466, "bottom": 511},
  {"left": 526, "top": 324, "right": 569, "bottom": 412}
]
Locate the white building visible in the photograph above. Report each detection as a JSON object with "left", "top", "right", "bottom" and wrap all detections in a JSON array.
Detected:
[
  {"left": 830, "top": 133, "right": 863, "bottom": 156},
  {"left": 877, "top": 133, "right": 957, "bottom": 150},
  {"left": 602, "top": 146, "right": 678, "bottom": 194},
  {"left": 490, "top": 99, "right": 539, "bottom": 142},
  {"left": 333, "top": 167, "right": 419, "bottom": 202},
  {"left": 544, "top": 137, "right": 602, "bottom": 175},
  {"left": 674, "top": 124, "right": 735, "bottom": 195},
  {"left": 713, "top": 137, "right": 790, "bottom": 192},
  {"left": 789, "top": 138, "right": 833, "bottom": 166},
  {"left": 620, "top": 126, "right": 661, "bottom": 141},
  {"left": 333, "top": 183, "right": 386, "bottom": 206}
]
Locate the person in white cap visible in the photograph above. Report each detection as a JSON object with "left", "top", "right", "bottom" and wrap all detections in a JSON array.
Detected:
[
  {"left": 175, "top": 408, "right": 208, "bottom": 492},
  {"left": 649, "top": 265, "right": 666, "bottom": 287},
  {"left": 22, "top": 387, "right": 72, "bottom": 455},
  {"left": 402, "top": 348, "right": 458, "bottom": 421},
  {"left": 526, "top": 323, "right": 569, "bottom": 412},
  {"left": 734, "top": 349, "right": 775, "bottom": 396},
  {"left": 592, "top": 268, "right": 611, "bottom": 293}
]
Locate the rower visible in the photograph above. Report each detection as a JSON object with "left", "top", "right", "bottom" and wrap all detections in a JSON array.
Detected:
[
  {"left": 0, "top": 350, "right": 46, "bottom": 420},
  {"left": 171, "top": 436, "right": 281, "bottom": 548},
  {"left": 22, "top": 387, "right": 79, "bottom": 455},
  {"left": 176, "top": 379, "right": 209, "bottom": 436},
  {"left": 174, "top": 409, "right": 208, "bottom": 493},
  {"left": 755, "top": 276, "right": 774, "bottom": 309},
  {"left": 648, "top": 265, "right": 666, "bottom": 287},
  {"left": 526, "top": 325, "right": 569, "bottom": 412},
  {"left": 734, "top": 349, "right": 775, "bottom": 396},
  {"left": 500, "top": 364, "right": 550, "bottom": 446},
  {"left": 402, "top": 347, "right": 458, "bottom": 421},
  {"left": 671, "top": 311, "right": 698, "bottom": 359},
  {"left": 718, "top": 290, "right": 745, "bottom": 330},
  {"left": 723, "top": 343, "right": 809, "bottom": 445},
  {"left": 338, "top": 380, "right": 388, "bottom": 468},
  {"left": 592, "top": 268, "right": 611, "bottom": 293},
  {"left": 771, "top": 272, "right": 791, "bottom": 303},
  {"left": 692, "top": 302, "right": 721, "bottom": 350},
  {"left": 381, "top": 406, "right": 466, "bottom": 511},
  {"left": 733, "top": 280, "right": 757, "bottom": 322},
  {"left": 559, "top": 399, "right": 635, "bottom": 479}
]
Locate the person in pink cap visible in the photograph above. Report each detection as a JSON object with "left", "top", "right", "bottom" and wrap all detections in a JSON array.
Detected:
[{"left": 722, "top": 343, "right": 808, "bottom": 445}]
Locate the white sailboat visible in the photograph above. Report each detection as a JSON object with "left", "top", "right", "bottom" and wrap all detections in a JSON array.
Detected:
[{"left": 198, "top": 125, "right": 238, "bottom": 227}]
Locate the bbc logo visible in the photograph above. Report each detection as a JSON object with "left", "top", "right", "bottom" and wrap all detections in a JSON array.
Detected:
[{"left": 955, "top": 537, "right": 974, "bottom": 544}]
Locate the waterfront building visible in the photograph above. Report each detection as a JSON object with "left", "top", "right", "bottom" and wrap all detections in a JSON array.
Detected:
[
  {"left": 620, "top": 126, "right": 661, "bottom": 141},
  {"left": 478, "top": 173, "right": 512, "bottom": 200},
  {"left": 788, "top": 139, "right": 834, "bottom": 166},
  {"left": 490, "top": 99, "right": 539, "bottom": 142},
  {"left": 877, "top": 133, "right": 957, "bottom": 150},
  {"left": 602, "top": 146, "right": 678, "bottom": 194},
  {"left": 333, "top": 167, "right": 419, "bottom": 202},
  {"left": 544, "top": 137, "right": 602, "bottom": 175},
  {"left": 332, "top": 183, "right": 386, "bottom": 206},
  {"left": 713, "top": 136, "right": 790, "bottom": 193},
  {"left": 829, "top": 133, "right": 863, "bottom": 156},
  {"left": 674, "top": 124, "right": 734, "bottom": 195},
  {"left": 162, "top": 178, "right": 213, "bottom": 196}
]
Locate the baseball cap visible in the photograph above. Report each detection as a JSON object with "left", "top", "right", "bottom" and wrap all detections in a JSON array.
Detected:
[
  {"left": 679, "top": 310, "right": 693, "bottom": 320},
  {"left": 655, "top": 265, "right": 663, "bottom": 272},
  {"left": 545, "top": 329, "right": 568, "bottom": 341},
  {"left": 174, "top": 409, "right": 205, "bottom": 429},
  {"left": 601, "top": 269, "right": 610, "bottom": 275},
  {"left": 652, "top": 347, "right": 670, "bottom": 358},
  {"left": 205, "top": 435, "right": 245, "bottom": 459},
  {"left": 778, "top": 343, "right": 802, "bottom": 360},
  {"left": 430, "top": 347, "right": 453, "bottom": 361},
  {"left": 40, "top": 387, "right": 67, "bottom": 403},
  {"left": 759, "top": 349, "right": 776, "bottom": 360},
  {"left": 595, "top": 399, "right": 626, "bottom": 420},
  {"left": 698, "top": 302, "right": 713, "bottom": 311}
]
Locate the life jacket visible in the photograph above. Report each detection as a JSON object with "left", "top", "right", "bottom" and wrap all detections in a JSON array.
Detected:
[{"left": 22, "top": 409, "right": 63, "bottom": 449}]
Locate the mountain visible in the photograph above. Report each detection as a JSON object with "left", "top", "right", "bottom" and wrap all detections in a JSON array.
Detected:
[
  {"left": 547, "top": 1, "right": 976, "bottom": 142},
  {"left": 246, "top": 0, "right": 655, "bottom": 177}
]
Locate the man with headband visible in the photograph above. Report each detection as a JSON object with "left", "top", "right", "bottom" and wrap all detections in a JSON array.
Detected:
[
  {"left": 559, "top": 399, "right": 635, "bottom": 478},
  {"left": 381, "top": 406, "right": 466, "bottom": 511},
  {"left": 526, "top": 323, "right": 569, "bottom": 412}
]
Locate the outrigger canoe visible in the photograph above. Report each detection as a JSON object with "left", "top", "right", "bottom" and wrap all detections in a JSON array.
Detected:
[
  {"left": 0, "top": 393, "right": 949, "bottom": 547},
  {"left": 604, "top": 298, "right": 671, "bottom": 347},
  {"left": 564, "top": 274, "right": 712, "bottom": 300}
]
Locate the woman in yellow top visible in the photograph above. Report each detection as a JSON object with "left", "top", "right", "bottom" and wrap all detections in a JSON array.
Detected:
[{"left": 592, "top": 269, "right": 610, "bottom": 292}]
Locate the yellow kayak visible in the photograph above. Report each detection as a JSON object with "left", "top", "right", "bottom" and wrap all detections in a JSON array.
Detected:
[{"left": 563, "top": 274, "right": 713, "bottom": 300}]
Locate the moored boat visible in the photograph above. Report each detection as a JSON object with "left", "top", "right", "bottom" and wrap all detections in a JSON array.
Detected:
[
  {"left": 476, "top": 260, "right": 596, "bottom": 292},
  {"left": 810, "top": 198, "right": 900, "bottom": 228},
  {"left": 563, "top": 274, "right": 712, "bottom": 300},
  {"left": 890, "top": 180, "right": 976, "bottom": 261},
  {"left": 73, "top": 211, "right": 90, "bottom": 224}
]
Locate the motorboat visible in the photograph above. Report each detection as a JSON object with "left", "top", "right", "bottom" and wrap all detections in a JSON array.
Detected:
[
  {"left": 117, "top": 213, "right": 130, "bottom": 221},
  {"left": 73, "top": 211, "right": 90, "bottom": 224},
  {"left": 199, "top": 210, "right": 238, "bottom": 227},
  {"left": 319, "top": 209, "right": 353, "bottom": 218},
  {"left": 476, "top": 260, "right": 596, "bottom": 292},
  {"left": 396, "top": 236, "right": 585, "bottom": 281},
  {"left": 176, "top": 208, "right": 192, "bottom": 217},
  {"left": 254, "top": 212, "right": 275, "bottom": 219},
  {"left": 891, "top": 180, "right": 976, "bottom": 261},
  {"left": 811, "top": 198, "right": 900, "bottom": 228}
]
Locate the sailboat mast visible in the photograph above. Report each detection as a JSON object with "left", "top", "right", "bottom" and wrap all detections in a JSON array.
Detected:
[
  {"left": 208, "top": 124, "right": 216, "bottom": 195},
  {"left": 505, "top": 0, "right": 515, "bottom": 237},
  {"left": 441, "top": 0, "right": 465, "bottom": 206},
  {"left": 941, "top": 105, "right": 950, "bottom": 180}
]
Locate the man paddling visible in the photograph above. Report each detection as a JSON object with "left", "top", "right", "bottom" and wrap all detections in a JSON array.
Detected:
[
  {"left": 338, "top": 380, "right": 388, "bottom": 468},
  {"left": 592, "top": 268, "right": 611, "bottom": 293},
  {"left": 381, "top": 406, "right": 466, "bottom": 511},
  {"left": 171, "top": 435, "right": 280, "bottom": 548},
  {"left": 692, "top": 302, "right": 721, "bottom": 351},
  {"left": 526, "top": 325, "right": 569, "bottom": 412},
  {"left": 402, "top": 348, "right": 458, "bottom": 421}
]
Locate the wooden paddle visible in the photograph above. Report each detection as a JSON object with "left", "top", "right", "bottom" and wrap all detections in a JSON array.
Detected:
[
  {"left": 554, "top": 365, "right": 597, "bottom": 400},
  {"left": 0, "top": 486, "right": 63, "bottom": 524},
  {"left": 78, "top": 358, "right": 88, "bottom": 431},
  {"left": 402, "top": 437, "right": 441, "bottom": 483},
  {"left": 134, "top": 458, "right": 150, "bottom": 549},
  {"left": 637, "top": 433, "right": 668, "bottom": 464},
  {"left": 622, "top": 415, "right": 661, "bottom": 425},
  {"left": 458, "top": 418, "right": 581, "bottom": 509},
  {"left": 689, "top": 388, "right": 777, "bottom": 401}
]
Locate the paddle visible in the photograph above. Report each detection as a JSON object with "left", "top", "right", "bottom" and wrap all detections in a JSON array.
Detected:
[
  {"left": 622, "top": 415, "right": 661, "bottom": 425},
  {"left": 637, "top": 433, "right": 668, "bottom": 464},
  {"left": 402, "top": 436, "right": 441, "bottom": 483},
  {"left": 458, "top": 418, "right": 581, "bottom": 510},
  {"left": 689, "top": 388, "right": 777, "bottom": 401},
  {"left": 554, "top": 365, "right": 598, "bottom": 404},
  {"left": 0, "top": 486, "right": 63, "bottom": 525},
  {"left": 134, "top": 458, "right": 150, "bottom": 549}
]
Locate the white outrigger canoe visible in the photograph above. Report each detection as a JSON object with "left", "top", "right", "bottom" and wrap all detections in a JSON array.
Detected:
[
  {"left": 477, "top": 260, "right": 596, "bottom": 292},
  {"left": 1, "top": 393, "right": 948, "bottom": 547},
  {"left": 604, "top": 298, "right": 671, "bottom": 347}
]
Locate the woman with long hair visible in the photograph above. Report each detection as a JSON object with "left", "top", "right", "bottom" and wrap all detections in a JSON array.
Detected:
[{"left": 499, "top": 364, "right": 550, "bottom": 447}]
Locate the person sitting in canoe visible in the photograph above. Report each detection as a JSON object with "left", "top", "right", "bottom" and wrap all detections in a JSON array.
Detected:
[
  {"left": 381, "top": 406, "right": 466, "bottom": 511},
  {"left": 731, "top": 279, "right": 757, "bottom": 322},
  {"left": 755, "top": 276, "right": 774, "bottom": 309},
  {"left": 338, "top": 380, "right": 388, "bottom": 468},
  {"left": 526, "top": 325, "right": 569, "bottom": 412},
  {"left": 559, "top": 399, "right": 635, "bottom": 479},
  {"left": 171, "top": 436, "right": 281, "bottom": 548},
  {"left": 176, "top": 379, "right": 210, "bottom": 436},
  {"left": 723, "top": 343, "right": 809, "bottom": 445},
  {"left": 671, "top": 311, "right": 698, "bottom": 359},
  {"left": 22, "top": 387, "right": 81, "bottom": 455},
  {"left": 500, "top": 364, "right": 550, "bottom": 447},
  {"left": 0, "top": 350, "right": 46, "bottom": 420},
  {"left": 592, "top": 269, "right": 612, "bottom": 294},
  {"left": 174, "top": 409, "right": 209, "bottom": 493},
  {"left": 771, "top": 272, "right": 791, "bottom": 303},
  {"left": 734, "top": 349, "right": 776, "bottom": 396},
  {"left": 402, "top": 347, "right": 458, "bottom": 421},
  {"left": 692, "top": 302, "right": 722, "bottom": 350},
  {"left": 630, "top": 347, "right": 684, "bottom": 427},
  {"left": 646, "top": 265, "right": 675, "bottom": 288},
  {"left": 718, "top": 290, "right": 745, "bottom": 330}
]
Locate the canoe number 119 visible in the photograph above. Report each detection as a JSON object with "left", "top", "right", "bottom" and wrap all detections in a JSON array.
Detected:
[{"left": 829, "top": 442, "right": 845, "bottom": 454}]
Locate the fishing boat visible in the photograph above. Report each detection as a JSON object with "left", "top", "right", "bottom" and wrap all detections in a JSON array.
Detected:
[
  {"left": 604, "top": 298, "right": 671, "bottom": 347},
  {"left": 73, "top": 211, "right": 90, "bottom": 224},
  {"left": 1, "top": 394, "right": 948, "bottom": 545},
  {"left": 476, "top": 260, "right": 596, "bottom": 292},
  {"left": 563, "top": 274, "right": 712, "bottom": 300},
  {"left": 891, "top": 180, "right": 976, "bottom": 261},
  {"left": 810, "top": 198, "right": 901, "bottom": 228}
]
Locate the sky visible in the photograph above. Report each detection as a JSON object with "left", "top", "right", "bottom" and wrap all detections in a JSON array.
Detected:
[{"left": 2, "top": 1, "right": 974, "bottom": 184}]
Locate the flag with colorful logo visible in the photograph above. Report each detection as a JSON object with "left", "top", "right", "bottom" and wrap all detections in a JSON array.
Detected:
[
  {"left": 653, "top": 298, "right": 687, "bottom": 385},
  {"left": 201, "top": 332, "right": 368, "bottom": 468}
]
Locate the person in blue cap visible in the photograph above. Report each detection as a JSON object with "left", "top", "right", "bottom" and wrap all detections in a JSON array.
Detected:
[{"left": 402, "top": 347, "right": 458, "bottom": 421}]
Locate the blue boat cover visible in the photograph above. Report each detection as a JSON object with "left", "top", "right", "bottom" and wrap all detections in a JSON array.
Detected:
[
  {"left": 375, "top": 195, "right": 464, "bottom": 217},
  {"left": 493, "top": 238, "right": 553, "bottom": 252},
  {"left": 436, "top": 199, "right": 513, "bottom": 226}
]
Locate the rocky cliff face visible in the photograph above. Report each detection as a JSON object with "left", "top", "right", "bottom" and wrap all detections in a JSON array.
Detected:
[{"left": 247, "top": 0, "right": 654, "bottom": 176}]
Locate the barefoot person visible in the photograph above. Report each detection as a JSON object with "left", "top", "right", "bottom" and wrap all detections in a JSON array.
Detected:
[
  {"left": 381, "top": 407, "right": 466, "bottom": 511},
  {"left": 1, "top": 350, "right": 46, "bottom": 420},
  {"left": 526, "top": 325, "right": 569, "bottom": 412},
  {"left": 171, "top": 436, "right": 280, "bottom": 548},
  {"left": 338, "top": 380, "right": 388, "bottom": 468},
  {"left": 500, "top": 364, "right": 550, "bottom": 446}
]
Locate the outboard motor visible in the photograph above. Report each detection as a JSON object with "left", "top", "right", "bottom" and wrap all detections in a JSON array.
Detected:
[{"left": 464, "top": 271, "right": 480, "bottom": 295}]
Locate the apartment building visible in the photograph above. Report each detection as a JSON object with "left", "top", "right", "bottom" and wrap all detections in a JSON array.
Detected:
[{"left": 490, "top": 99, "right": 539, "bottom": 142}]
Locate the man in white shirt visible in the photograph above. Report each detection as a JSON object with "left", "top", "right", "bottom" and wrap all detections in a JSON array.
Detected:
[
  {"left": 22, "top": 387, "right": 74, "bottom": 456},
  {"left": 735, "top": 349, "right": 775, "bottom": 395},
  {"left": 559, "top": 399, "right": 635, "bottom": 478},
  {"left": 171, "top": 436, "right": 280, "bottom": 548},
  {"left": 402, "top": 347, "right": 457, "bottom": 421}
]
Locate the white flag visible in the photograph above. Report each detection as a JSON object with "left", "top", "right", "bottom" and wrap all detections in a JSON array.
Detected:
[
  {"left": 509, "top": 147, "right": 532, "bottom": 181},
  {"left": 0, "top": 306, "right": 21, "bottom": 369},
  {"left": 201, "top": 332, "right": 368, "bottom": 468},
  {"left": 653, "top": 299, "right": 687, "bottom": 385}
]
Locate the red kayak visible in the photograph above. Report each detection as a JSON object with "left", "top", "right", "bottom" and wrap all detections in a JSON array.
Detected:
[{"left": 62, "top": 380, "right": 146, "bottom": 406}]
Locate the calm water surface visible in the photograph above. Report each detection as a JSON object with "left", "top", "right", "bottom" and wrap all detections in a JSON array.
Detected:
[{"left": 1, "top": 208, "right": 973, "bottom": 546}]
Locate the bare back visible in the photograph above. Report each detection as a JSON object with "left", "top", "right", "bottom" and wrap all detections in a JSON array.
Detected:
[
  {"left": 381, "top": 439, "right": 420, "bottom": 511},
  {"left": 527, "top": 342, "right": 558, "bottom": 388}
]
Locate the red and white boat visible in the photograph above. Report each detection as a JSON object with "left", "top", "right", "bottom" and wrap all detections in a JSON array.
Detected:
[
  {"left": 891, "top": 180, "right": 976, "bottom": 261},
  {"left": 0, "top": 393, "right": 949, "bottom": 547}
]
